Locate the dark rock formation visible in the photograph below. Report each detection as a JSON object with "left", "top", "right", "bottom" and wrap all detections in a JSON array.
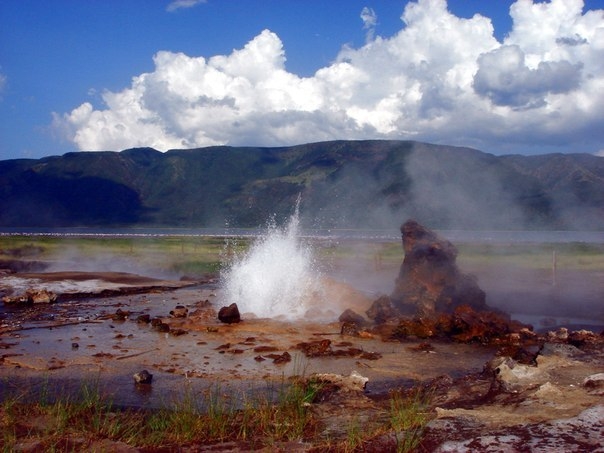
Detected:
[
  {"left": 390, "top": 220, "right": 486, "bottom": 316},
  {"left": 218, "top": 303, "right": 241, "bottom": 324},
  {"left": 363, "top": 220, "right": 534, "bottom": 345}
]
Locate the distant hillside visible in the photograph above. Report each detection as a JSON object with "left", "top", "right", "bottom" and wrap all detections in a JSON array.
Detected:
[{"left": 1, "top": 140, "right": 603, "bottom": 230}]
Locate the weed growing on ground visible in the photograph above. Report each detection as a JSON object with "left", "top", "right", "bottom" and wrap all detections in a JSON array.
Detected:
[
  {"left": 0, "top": 374, "right": 325, "bottom": 450},
  {"left": 390, "top": 388, "right": 431, "bottom": 452}
]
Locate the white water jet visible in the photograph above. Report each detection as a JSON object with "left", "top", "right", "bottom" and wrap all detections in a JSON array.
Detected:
[{"left": 221, "top": 203, "right": 322, "bottom": 320}]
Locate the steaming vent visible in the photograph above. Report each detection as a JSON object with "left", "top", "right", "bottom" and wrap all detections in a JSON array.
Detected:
[{"left": 221, "top": 201, "right": 322, "bottom": 320}]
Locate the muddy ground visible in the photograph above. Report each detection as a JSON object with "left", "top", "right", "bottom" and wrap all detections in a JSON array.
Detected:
[{"left": 1, "top": 259, "right": 603, "bottom": 451}]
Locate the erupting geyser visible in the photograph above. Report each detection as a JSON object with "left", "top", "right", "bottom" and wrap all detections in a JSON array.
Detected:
[{"left": 221, "top": 202, "right": 321, "bottom": 320}]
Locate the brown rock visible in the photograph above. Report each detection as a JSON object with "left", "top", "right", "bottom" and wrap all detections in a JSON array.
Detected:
[
  {"left": 366, "top": 295, "right": 400, "bottom": 324},
  {"left": 296, "top": 339, "right": 332, "bottom": 357},
  {"left": 583, "top": 373, "right": 604, "bottom": 395},
  {"left": 29, "top": 289, "right": 57, "bottom": 304},
  {"left": 310, "top": 371, "right": 369, "bottom": 392},
  {"left": 218, "top": 303, "right": 241, "bottom": 324},
  {"left": 450, "top": 305, "right": 513, "bottom": 343},
  {"left": 151, "top": 318, "right": 170, "bottom": 332},
  {"left": 111, "top": 308, "right": 129, "bottom": 321},
  {"left": 2, "top": 288, "right": 57, "bottom": 305},
  {"left": 266, "top": 351, "right": 291, "bottom": 364},
  {"left": 133, "top": 370, "right": 153, "bottom": 384},
  {"left": 390, "top": 220, "right": 486, "bottom": 317},
  {"left": 391, "top": 317, "right": 437, "bottom": 340},
  {"left": 169, "top": 328, "right": 188, "bottom": 336},
  {"left": 136, "top": 314, "right": 151, "bottom": 324},
  {"left": 340, "top": 321, "right": 360, "bottom": 337},
  {"left": 387, "top": 305, "right": 529, "bottom": 345},
  {"left": 170, "top": 305, "right": 188, "bottom": 318},
  {"left": 338, "top": 308, "right": 369, "bottom": 326}
]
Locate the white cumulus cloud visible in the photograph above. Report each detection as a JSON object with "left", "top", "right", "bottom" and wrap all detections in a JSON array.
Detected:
[
  {"left": 473, "top": 44, "right": 582, "bottom": 109},
  {"left": 54, "top": 0, "right": 604, "bottom": 154}
]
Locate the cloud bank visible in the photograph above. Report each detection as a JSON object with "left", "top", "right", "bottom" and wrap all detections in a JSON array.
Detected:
[{"left": 54, "top": 0, "right": 604, "bottom": 154}]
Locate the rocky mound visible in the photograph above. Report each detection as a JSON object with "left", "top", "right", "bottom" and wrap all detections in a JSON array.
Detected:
[
  {"left": 360, "top": 220, "right": 527, "bottom": 345},
  {"left": 391, "top": 219, "right": 487, "bottom": 315}
]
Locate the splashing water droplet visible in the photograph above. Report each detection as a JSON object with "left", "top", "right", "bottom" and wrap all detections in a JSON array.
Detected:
[{"left": 221, "top": 201, "right": 321, "bottom": 320}]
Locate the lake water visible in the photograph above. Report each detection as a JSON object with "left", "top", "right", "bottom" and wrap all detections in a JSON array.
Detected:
[{"left": 1, "top": 227, "right": 603, "bottom": 244}]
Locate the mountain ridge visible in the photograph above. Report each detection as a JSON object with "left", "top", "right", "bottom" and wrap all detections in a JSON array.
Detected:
[{"left": 1, "top": 140, "right": 602, "bottom": 230}]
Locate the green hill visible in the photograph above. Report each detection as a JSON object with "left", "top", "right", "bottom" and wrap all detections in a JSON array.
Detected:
[{"left": 1, "top": 140, "right": 602, "bottom": 230}]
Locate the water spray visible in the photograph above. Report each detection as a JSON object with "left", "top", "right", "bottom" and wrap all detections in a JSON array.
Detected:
[{"left": 221, "top": 197, "right": 322, "bottom": 320}]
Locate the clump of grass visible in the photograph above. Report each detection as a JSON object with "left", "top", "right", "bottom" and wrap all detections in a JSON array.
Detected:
[
  {"left": 313, "top": 386, "right": 432, "bottom": 453},
  {"left": 1, "top": 365, "right": 431, "bottom": 451},
  {"left": 135, "top": 377, "right": 322, "bottom": 447},
  {"left": 345, "top": 416, "right": 363, "bottom": 452},
  {"left": 0, "top": 376, "right": 322, "bottom": 451},
  {"left": 0, "top": 380, "right": 133, "bottom": 451},
  {"left": 389, "top": 389, "right": 431, "bottom": 453}
]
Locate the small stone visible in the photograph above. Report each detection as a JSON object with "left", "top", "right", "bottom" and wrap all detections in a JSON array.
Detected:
[
  {"left": 547, "top": 327, "right": 569, "bottom": 341},
  {"left": 136, "top": 314, "right": 151, "bottom": 324},
  {"left": 583, "top": 373, "right": 604, "bottom": 395},
  {"left": 265, "top": 351, "right": 292, "bottom": 364},
  {"left": 218, "top": 303, "right": 241, "bottom": 324},
  {"left": 170, "top": 305, "right": 188, "bottom": 318},
  {"left": 151, "top": 318, "right": 170, "bottom": 332},
  {"left": 169, "top": 328, "right": 188, "bottom": 336},
  {"left": 29, "top": 289, "right": 57, "bottom": 304},
  {"left": 341, "top": 321, "right": 360, "bottom": 337},
  {"left": 111, "top": 309, "right": 129, "bottom": 321},
  {"left": 154, "top": 322, "right": 170, "bottom": 332},
  {"left": 311, "top": 371, "right": 369, "bottom": 392},
  {"left": 133, "top": 370, "right": 153, "bottom": 385},
  {"left": 296, "top": 339, "right": 331, "bottom": 357}
]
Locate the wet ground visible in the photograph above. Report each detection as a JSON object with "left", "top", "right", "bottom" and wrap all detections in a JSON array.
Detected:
[
  {"left": 0, "top": 274, "right": 500, "bottom": 409},
  {"left": 1, "top": 258, "right": 603, "bottom": 450},
  {"left": 2, "top": 248, "right": 604, "bottom": 407}
]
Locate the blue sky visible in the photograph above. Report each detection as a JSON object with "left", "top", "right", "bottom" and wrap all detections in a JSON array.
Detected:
[{"left": 1, "top": 0, "right": 603, "bottom": 160}]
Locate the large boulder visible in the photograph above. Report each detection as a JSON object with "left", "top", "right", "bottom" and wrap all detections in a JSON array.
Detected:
[{"left": 390, "top": 220, "right": 486, "bottom": 316}]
